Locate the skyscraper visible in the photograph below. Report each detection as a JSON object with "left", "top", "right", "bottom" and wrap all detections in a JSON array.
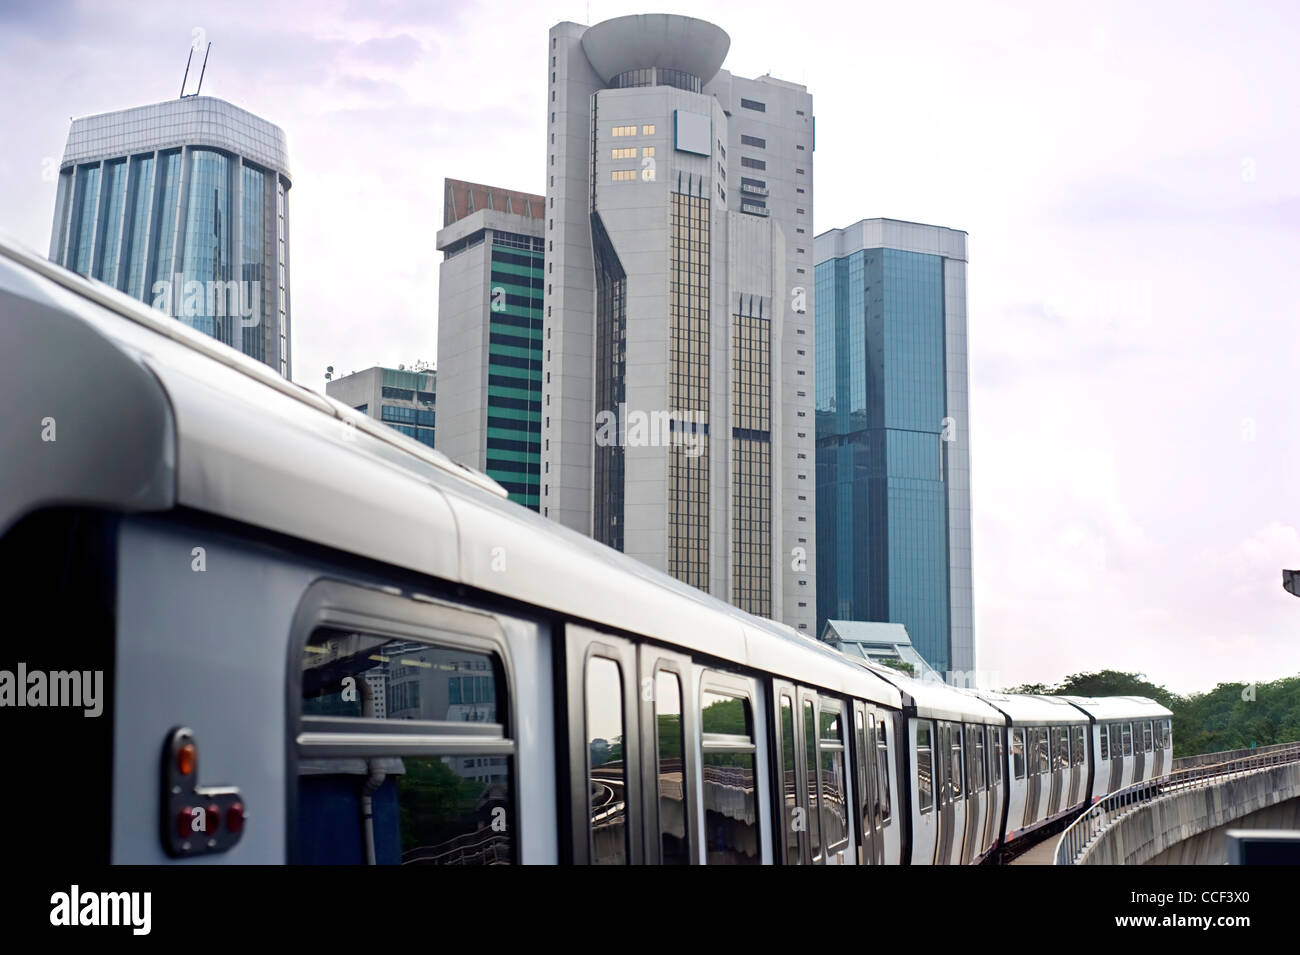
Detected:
[
  {"left": 49, "top": 96, "right": 292, "bottom": 376},
  {"left": 436, "top": 179, "right": 544, "bottom": 510},
  {"left": 543, "top": 14, "right": 816, "bottom": 632},
  {"left": 814, "top": 219, "right": 973, "bottom": 677}
]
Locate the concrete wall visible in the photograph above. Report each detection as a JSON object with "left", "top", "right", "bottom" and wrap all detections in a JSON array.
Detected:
[{"left": 1078, "top": 762, "right": 1300, "bottom": 865}]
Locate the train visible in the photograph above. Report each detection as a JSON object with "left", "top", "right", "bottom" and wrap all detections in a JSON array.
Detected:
[{"left": 0, "top": 234, "right": 1172, "bottom": 864}]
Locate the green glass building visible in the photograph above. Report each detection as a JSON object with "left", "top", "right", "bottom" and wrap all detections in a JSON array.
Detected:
[{"left": 436, "top": 180, "right": 545, "bottom": 510}]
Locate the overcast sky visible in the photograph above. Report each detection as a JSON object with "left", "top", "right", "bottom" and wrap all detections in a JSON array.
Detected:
[{"left": 1, "top": 0, "right": 1296, "bottom": 694}]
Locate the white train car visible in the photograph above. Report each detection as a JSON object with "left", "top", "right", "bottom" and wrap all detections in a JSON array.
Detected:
[
  {"left": 894, "top": 677, "right": 1007, "bottom": 865},
  {"left": 974, "top": 692, "right": 1091, "bottom": 844},
  {"left": 1058, "top": 696, "right": 1173, "bottom": 800}
]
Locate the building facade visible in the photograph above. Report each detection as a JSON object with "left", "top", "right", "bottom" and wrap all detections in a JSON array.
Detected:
[
  {"left": 436, "top": 179, "right": 544, "bottom": 510},
  {"left": 543, "top": 14, "right": 816, "bottom": 631},
  {"left": 814, "top": 219, "right": 973, "bottom": 677},
  {"left": 49, "top": 96, "right": 292, "bottom": 376},
  {"left": 326, "top": 365, "right": 436, "bottom": 449}
]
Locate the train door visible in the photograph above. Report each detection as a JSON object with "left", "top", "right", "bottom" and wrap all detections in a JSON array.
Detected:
[
  {"left": 565, "top": 626, "right": 645, "bottom": 864},
  {"left": 814, "top": 697, "right": 852, "bottom": 864},
  {"left": 637, "top": 645, "right": 697, "bottom": 864},
  {"left": 961, "top": 723, "right": 984, "bottom": 864},
  {"left": 773, "top": 682, "right": 804, "bottom": 864},
  {"left": 983, "top": 725, "right": 1003, "bottom": 855},
  {"left": 934, "top": 721, "right": 960, "bottom": 864},
  {"left": 1107, "top": 724, "right": 1123, "bottom": 792},
  {"left": 1153, "top": 720, "right": 1167, "bottom": 777},
  {"left": 1022, "top": 727, "right": 1041, "bottom": 827},
  {"left": 1006, "top": 727, "right": 1027, "bottom": 836},
  {"left": 853, "top": 702, "right": 883, "bottom": 865},
  {"left": 1068, "top": 725, "right": 1083, "bottom": 806},
  {"left": 910, "top": 718, "right": 938, "bottom": 864},
  {"left": 1047, "top": 726, "right": 1065, "bottom": 815},
  {"left": 1133, "top": 720, "right": 1146, "bottom": 782}
]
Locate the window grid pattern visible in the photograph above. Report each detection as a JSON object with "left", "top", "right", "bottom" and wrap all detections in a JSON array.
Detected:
[
  {"left": 731, "top": 309, "right": 771, "bottom": 616},
  {"left": 179, "top": 149, "right": 232, "bottom": 343},
  {"left": 668, "top": 191, "right": 710, "bottom": 590},
  {"left": 487, "top": 235, "right": 543, "bottom": 509}
]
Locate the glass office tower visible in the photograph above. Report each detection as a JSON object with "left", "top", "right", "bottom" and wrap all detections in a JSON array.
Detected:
[
  {"left": 814, "top": 219, "right": 973, "bottom": 678},
  {"left": 49, "top": 96, "right": 292, "bottom": 377}
]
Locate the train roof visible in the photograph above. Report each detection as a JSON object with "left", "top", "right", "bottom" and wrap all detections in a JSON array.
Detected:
[
  {"left": 0, "top": 235, "right": 903, "bottom": 709},
  {"left": 1056, "top": 696, "right": 1173, "bottom": 721},
  {"left": 879, "top": 672, "right": 1006, "bottom": 724},
  {"left": 971, "top": 690, "right": 1090, "bottom": 724}
]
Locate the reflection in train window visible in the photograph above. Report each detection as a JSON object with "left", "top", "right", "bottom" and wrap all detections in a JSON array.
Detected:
[
  {"left": 1056, "top": 727, "right": 1069, "bottom": 771},
  {"left": 856, "top": 711, "right": 872, "bottom": 852},
  {"left": 876, "top": 719, "right": 891, "bottom": 822},
  {"left": 1142, "top": 720, "right": 1153, "bottom": 753},
  {"left": 1160, "top": 719, "right": 1171, "bottom": 749},
  {"left": 972, "top": 726, "right": 986, "bottom": 791},
  {"left": 1121, "top": 722, "right": 1133, "bottom": 757},
  {"left": 1073, "top": 726, "right": 1085, "bottom": 765},
  {"left": 302, "top": 627, "right": 499, "bottom": 722},
  {"left": 780, "top": 695, "right": 798, "bottom": 864},
  {"left": 1110, "top": 723, "right": 1123, "bottom": 759},
  {"left": 655, "top": 669, "right": 688, "bottom": 864},
  {"left": 297, "top": 626, "right": 513, "bottom": 865},
  {"left": 1037, "top": 727, "right": 1050, "bottom": 774},
  {"left": 298, "top": 756, "right": 513, "bottom": 864},
  {"left": 804, "top": 700, "right": 821, "bottom": 854},
  {"left": 819, "top": 704, "right": 848, "bottom": 853},
  {"left": 1099, "top": 724, "right": 1109, "bottom": 760},
  {"left": 950, "top": 726, "right": 963, "bottom": 799},
  {"left": 1012, "top": 728, "right": 1025, "bottom": 779},
  {"left": 701, "top": 688, "right": 759, "bottom": 864},
  {"left": 917, "top": 721, "right": 933, "bottom": 812},
  {"left": 587, "top": 656, "right": 626, "bottom": 865}
]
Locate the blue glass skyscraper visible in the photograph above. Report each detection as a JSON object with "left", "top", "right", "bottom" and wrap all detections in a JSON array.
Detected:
[
  {"left": 814, "top": 219, "right": 973, "bottom": 678},
  {"left": 50, "top": 97, "right": 292, "bottom": 377}
]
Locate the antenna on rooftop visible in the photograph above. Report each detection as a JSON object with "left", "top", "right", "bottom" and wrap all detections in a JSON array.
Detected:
[{"left": 180, "top": 42, "right": 212, "bottom": 98}]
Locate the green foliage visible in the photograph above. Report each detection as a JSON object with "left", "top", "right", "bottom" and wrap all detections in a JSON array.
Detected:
[
  {"left": 1000, "top": 669, "right": 1300, "bottom": 758},
  {"left": 877, "top": 658, "right": 916, "bottom": 677}
]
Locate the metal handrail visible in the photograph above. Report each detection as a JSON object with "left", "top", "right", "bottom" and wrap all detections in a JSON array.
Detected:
[{"left": 1054, "top": 742, "right": 1300, "bottom": 865}]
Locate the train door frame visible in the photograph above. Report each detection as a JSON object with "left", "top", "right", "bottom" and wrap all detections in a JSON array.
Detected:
[
  {"left": 565, "top": 625, "right": 645, "bottom": 864},
  {"left": 637, "top": 644, "right": 698, "bottom": 864},
  {"left": 1023, "top": 726, "right": 1041, "bottom": 828},
  {"left": 935, "top": 721, "right": 959, "bottom": 864},
  {"left": 772, "top": 680, "right": 805, "bottom": 864},
  {"left": 853, "top": 701, "right": 884, "bottom": 865}
]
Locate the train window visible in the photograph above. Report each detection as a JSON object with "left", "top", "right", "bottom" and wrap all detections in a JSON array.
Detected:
[
  {"left": 1099, "top": 724, "right": 1109, "bottom": 760},
  {"left": 654, "top": 670, "right": 688, "bottom": 864},
  {"left": 1012, "top": 728, "right": 1025, "bottom": 779},
  {"left": 780, "top": 695, "right": 799, "bottom": 864},
  {"left": 804, "top": 700, "right": 822, "bottom": 854},
  {"left": 1036, "top": 727, "right": 1049, "bottom": 775},
  {"left": 819, "top": 704, "right": 848, "bottom": 853},
  {"left": 701, "top": 687, "right": 759, "bottom": 864},
  {"left": 950, "top": 727, "right": 963, "bottom": 800},
  {"left": 1110, "top": 723, "right": 1123, "bottom": 759},
  {"left": 1056, "top": 727, "right": 1069, "bottom": 772},
  {"left": 1142, "top": 721, "right": 1153, "bottom": 753},
  {"left": 1161, "top": 719, "right": 1171, "bottom": 749},
  {"left": 916, "top": 721, "right": 933, "bottom": 813},
  {"left": 297, "top": 624, "right": 514, "bottom": 865},
  {"left": 1073, "top": 725, "right": 1085, "bottom": 765},
  {"left": 586, "top": 656, "right": 627, "bottom": 865},
  {"left": 971, "top": 726, "right": 986, "bottom": 791},
  {"left": 1121, "top": 722, "right": 1133, "bottom": 757},
  {"left": 876, "top": 719, "right": 891, "bottom": 822}
]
